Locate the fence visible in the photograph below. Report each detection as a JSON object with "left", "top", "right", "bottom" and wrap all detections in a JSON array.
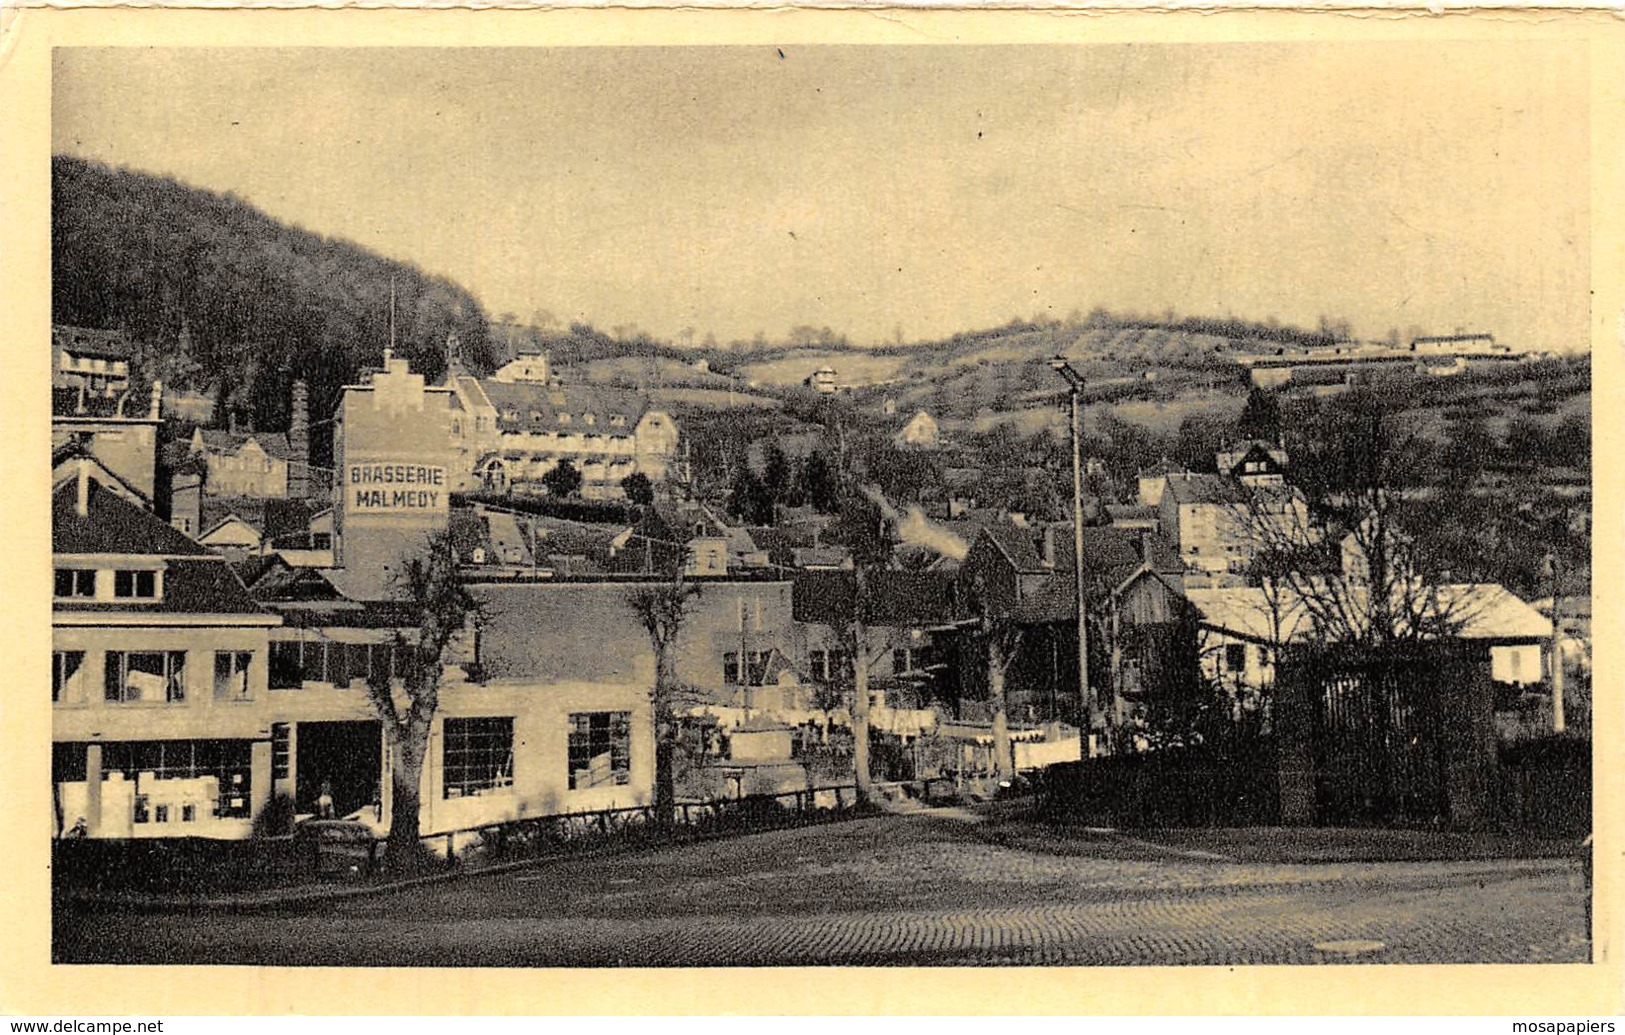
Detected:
[{"left": 56, "top": 783, "right": 870, "bottom": 895}]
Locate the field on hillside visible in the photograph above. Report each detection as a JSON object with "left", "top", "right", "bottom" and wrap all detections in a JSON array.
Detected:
[
  {"left": 651, "top": 387, "right": 783, "bottom": 410},
  {"left": 577, "top": 355, "right": 734, "bottom": 391},
  {"left": 737, "top": 350, "right": 915, "bottom": 388}
]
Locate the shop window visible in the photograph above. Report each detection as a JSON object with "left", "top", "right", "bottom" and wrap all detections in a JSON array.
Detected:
[
  {"left": 443, "top": 717, "right": 514, "bottom": 799},
  {"left": 113, "top": 569, "right": 159, "bottom": 599},
  {"left": 53, "top": 569, "right": 95, "bottom": 599},
  {"left": 268, "top": 642, "right": 304, "bottom": 689},
  {"left": 568, "top": 711, "right": 630, "bottom": 790},
  {"left": 102, "top": 739, "right": 252, "bottom": 818},
  {"left": 104, "top": 651, "right": 186, "bottom": 704},
  {"left": 213, "top": 651, "right": 253, "bottom": 701},
  {"left": 52, "top": 651, "right": 85, "bottom": 703}
]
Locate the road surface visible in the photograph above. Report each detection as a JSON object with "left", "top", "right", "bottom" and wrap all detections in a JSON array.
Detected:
[{"left": 55, "top": 810, "right": 1589, "bottom": 966}]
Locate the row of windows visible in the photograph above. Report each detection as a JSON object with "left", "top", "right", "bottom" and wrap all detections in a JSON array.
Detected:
[
  {"left": 52, "top": 650, "right": 255, "bottom": 704},
  {"left": 495, "top": 411, "right": 628, "bottom": 428},
  {"left": 267, "top": 640, "right": 413, "bottom": 690},
  {"left": 54, "top": 568, "right": 159, "bottom": 600}
]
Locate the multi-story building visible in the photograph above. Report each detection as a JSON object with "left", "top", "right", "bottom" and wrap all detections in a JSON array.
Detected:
[
  {"left": 52, "top": 325, "right": 133, "bottom": 404},
  {"left": 445, "top": 351, "right": 680, "bottom": 501},
  {"left": 1157, "top": 473, "right": 1309, "bottom": 578},
  {"left": 52, "top": 464, "right": 283, "bottom": 839}
]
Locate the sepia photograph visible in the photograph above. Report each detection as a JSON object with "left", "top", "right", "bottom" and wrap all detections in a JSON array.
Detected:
[{"left": 39, "top": 34, "right": 1597, "bottom": 975}]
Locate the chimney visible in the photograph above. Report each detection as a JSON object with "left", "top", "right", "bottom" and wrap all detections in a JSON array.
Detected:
[
  {"left": 1138, "top": 530, "right": 1153, "bottom": 564},
  {"left": 1040, "top": 525, "right": 1056, "bottom": 569},
  {"left": 228, "top": 411, "right": 238, "bottom": 435},
  {"left": 76, "top": 458, "right": 90, "bottom": 518},
  {"left": 149, "top": 380, "right": 163, "bottom": 420},
  {"left": 289, "top": 380, "right": 310, "bottom": 499}
]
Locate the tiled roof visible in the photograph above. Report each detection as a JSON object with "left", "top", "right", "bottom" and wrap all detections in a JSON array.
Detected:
[{"left": 54, "top": 479, "right": 209, "bottom": 556}]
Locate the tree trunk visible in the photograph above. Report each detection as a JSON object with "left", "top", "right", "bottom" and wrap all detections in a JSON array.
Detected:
[
  {"left": 988, "top": 632, "right": 1011, "bottom": 779},
  {"left": 385, "top": 714, "right": 432, "bottom": 871},
  {"left": 852, "top": 618, "right": 872, "bottom": 805},
  {"left": 653, "top": 651, "right": 678, "bottom": 826}
]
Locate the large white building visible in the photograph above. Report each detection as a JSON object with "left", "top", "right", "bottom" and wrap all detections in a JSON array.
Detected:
[{"left": 446, "top": 351, "right": 680, "bottom": 500}]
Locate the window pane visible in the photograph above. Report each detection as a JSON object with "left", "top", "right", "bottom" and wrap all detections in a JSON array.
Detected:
[
  {"left": 269, "top": 642, "right": 303, "bottom": 689},
  {"left": 114, "top": 571, "right": 134, "bottom": 597}
]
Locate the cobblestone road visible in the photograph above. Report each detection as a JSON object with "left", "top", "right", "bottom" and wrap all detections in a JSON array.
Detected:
[{"left": 56, "top": 811, "right": 1590, "bottom": 966}]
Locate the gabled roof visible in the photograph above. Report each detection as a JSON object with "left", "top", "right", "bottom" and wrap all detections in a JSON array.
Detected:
[
  {"left": 194, "top": 429, "right": 294, "bottom": 462},
  {"left": 198, "top": 513, "right": 263, "bottom": 544},
  {"left": 53, "top": 479, "right": 209, "bottom": 557},
  {"left": 236, "top": 555, "right": 354, "bottom": 606},
  {"left": 974, "top": 525, "right": 1047, "bottom": 574},
  {"left": 52, "top": 445, "right": 149, "bottom": 506}
]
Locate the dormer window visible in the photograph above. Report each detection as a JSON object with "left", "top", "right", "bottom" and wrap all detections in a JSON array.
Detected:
[
  {"left": 54, "top": 569, "right": 96, "bottom": 598},
  {"left": 114, "top": 570, "right": 159, "bottom": 599},
  {"left": 558, "top": 413, "right": 572, "bottom": 425},
  {"left": 609, "top": 415, "right": 627, "bottom": 428},
  {"left": 583, "top": 413, "right": 596, "bottom": 426},
  {"left": 530, "top": 411, "right": 544, "bottom": 423}
]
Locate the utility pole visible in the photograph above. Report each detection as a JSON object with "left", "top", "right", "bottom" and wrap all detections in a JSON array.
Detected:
[
  {"left": 1049, "top": 357, "right": 1097, "bottom": 750},
  {"left": 1543, "top": 550, "right": 1566, "bottom": 734}
]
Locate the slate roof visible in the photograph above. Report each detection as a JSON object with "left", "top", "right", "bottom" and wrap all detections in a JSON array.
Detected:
[
  {"left": 458, "top": 376, "right": 650, "bottom": 434},
  {"left": 54, "top": 479, "right": 209, "bottom": 557},
  {"left": 1161, "top": 473, "right": 1252, "bottom": 506}
]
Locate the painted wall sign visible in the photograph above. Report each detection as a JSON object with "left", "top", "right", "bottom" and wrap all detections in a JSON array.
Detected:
[{"left": 347, "top": 462, "right": 448, "bottom": 513}]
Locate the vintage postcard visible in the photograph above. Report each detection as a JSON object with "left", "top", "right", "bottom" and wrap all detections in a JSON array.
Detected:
[{"left": 2, "top": 5, "right": 1620, "bottom": 1018}]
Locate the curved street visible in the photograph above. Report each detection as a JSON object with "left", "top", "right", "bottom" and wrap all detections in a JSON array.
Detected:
[{"left": 55, "top": 810, "right": 1590, "bottom": 967}]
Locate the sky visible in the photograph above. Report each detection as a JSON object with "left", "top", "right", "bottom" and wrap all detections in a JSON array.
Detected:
[{"left": 53, "top": 44, "right": 1591, "bottom": 351}]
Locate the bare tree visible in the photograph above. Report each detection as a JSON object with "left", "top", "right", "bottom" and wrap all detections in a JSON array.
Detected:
[
  {"left": 366, "top": 529, "right": 484, "bottom": 871},
  {"left": 1228, "top": 392, "right": 1480, "bottom": 648},
  {"left": 627, "top": 572, "right": 701, "bottom": 825}
]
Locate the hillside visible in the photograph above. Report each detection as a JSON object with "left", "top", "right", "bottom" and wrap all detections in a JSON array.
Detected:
[{"left": 52, "top": 155, "right": 497, "bottom": 460}]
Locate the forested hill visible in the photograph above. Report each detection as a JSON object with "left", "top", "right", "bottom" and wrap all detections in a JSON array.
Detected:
[{"left": 52, "top": 155, "right": 497, "bottom": 457}]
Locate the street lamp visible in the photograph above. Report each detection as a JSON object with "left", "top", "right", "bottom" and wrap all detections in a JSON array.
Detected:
[{"left": 1049, "top": 356, "right": 1100, "bottom": 748}]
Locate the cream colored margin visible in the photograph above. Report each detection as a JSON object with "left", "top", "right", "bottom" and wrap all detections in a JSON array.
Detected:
[{"left": 1, "top": 8, "right": 1620, "bottom": 1017}]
